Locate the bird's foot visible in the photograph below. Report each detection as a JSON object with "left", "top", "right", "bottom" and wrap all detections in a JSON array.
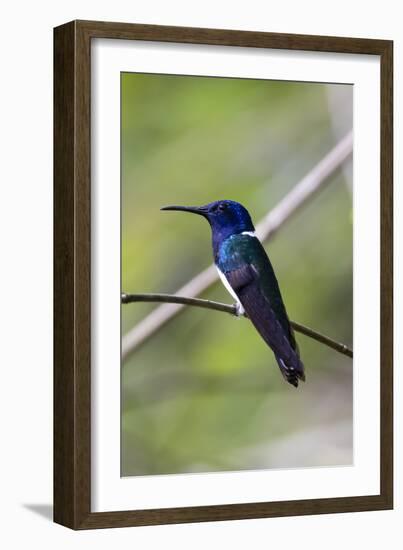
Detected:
[{"left": 234, "top": 302, "right": 246, "bottom": 317}]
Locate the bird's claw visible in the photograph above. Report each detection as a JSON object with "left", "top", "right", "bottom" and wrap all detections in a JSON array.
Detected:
[{"left": 234, "top": 302, "right": 246, "bottom": 317}]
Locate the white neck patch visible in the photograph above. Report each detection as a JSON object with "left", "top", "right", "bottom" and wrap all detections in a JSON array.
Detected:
[{"left": 241, "top": 231, "right": 256, "bottom": 237}]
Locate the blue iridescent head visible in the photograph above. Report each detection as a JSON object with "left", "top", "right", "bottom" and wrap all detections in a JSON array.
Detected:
[{"left": 161, "top": 200, "right": 255, "bottom": 254}]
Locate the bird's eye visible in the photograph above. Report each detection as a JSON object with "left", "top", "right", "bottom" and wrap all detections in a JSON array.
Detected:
[{"left": 218, "top": 203, "right": 228, "bottom": 211}]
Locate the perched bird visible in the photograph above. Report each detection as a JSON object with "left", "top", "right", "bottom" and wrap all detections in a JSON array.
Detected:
[{"left": 161, "top": 200, "right": 305, "bottom": 387}]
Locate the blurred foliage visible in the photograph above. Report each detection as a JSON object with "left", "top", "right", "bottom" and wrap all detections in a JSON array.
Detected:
[{"left": 121, "top": 72, "right": 353, "bottom": 476}]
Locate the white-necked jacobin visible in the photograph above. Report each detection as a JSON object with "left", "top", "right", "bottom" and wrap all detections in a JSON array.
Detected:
[{"left": 161, "top": 200, "right": 305, "bottom": 387}]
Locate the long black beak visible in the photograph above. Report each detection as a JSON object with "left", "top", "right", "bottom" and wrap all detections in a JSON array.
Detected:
[{"left": 160, "top": 205, "right": 208, "bottom": 216}]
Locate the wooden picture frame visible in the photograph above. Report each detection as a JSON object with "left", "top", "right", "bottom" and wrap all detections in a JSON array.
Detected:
[{"left": 54, "top": 19, "right": 393, "bottom": 529}]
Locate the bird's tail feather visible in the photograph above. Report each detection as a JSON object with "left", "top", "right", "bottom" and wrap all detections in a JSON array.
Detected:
[{"left": 275, "top": 355, "right": 305, "bottom": 388}]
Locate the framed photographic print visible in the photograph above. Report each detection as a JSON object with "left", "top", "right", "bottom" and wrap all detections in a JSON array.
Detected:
[{"left": 54, "top": 20, "right": 393, "bottom": 529}]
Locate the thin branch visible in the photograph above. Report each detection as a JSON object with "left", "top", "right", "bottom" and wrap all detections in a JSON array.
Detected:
[
  {"left": 122, "top": 132, "right": 353, "bottom": 360},
  {"left": 122, "top": 293, "right": 353, "bottom": 359}
]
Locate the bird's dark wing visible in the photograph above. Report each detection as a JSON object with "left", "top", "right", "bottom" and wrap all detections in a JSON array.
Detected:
[{"left": 225, "top": 264, "right": 305, "bottom": 387}]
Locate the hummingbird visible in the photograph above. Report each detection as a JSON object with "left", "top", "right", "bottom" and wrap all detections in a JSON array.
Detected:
[{"left": 161, "top": 200, "right": 305, "bottom": 387}]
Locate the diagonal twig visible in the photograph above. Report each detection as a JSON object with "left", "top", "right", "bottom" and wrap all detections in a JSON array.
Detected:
[{"left": 122, "top": 293, "right": 353, "bottom": 358}]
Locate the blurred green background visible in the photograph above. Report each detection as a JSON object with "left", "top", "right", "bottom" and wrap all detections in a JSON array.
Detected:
[{"left": 121, "top": 73, "right": 353, "bottom": 477}]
